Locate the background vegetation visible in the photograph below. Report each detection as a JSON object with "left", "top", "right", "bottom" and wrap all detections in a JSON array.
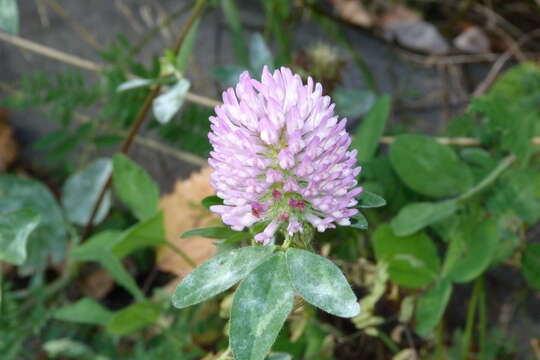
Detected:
[{"left": 0, "top": 0, "right": 540, "bottom": 359}]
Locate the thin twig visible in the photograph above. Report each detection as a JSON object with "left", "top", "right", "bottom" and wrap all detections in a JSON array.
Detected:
[
  {"left": 0, "top": 31, "right": 218, "bottom": 108},
  {"left": 0, "top": 81, "right": 207, "bottom": 167},
  {"left": 473, "top": 29, "right": 540, "bottom": 96},
  {"left": 0, "top": 32, "right": 102, "bottom": 72},
  {"left": 473, "top": 4, "right": 524, "bottom": 40},
  {"left": 130, "top": 2, "right": 192, "bottom": 55},
  {"left": 2, "top": 32, "right": 540, "bottom": 147},
  {"left": 132, "top": 135, "right": 207, "bottom": 166},
  {"left": 185, "top": 92, "right": 220, "bottom": 108},
  {"left": 43, "top": 0, "right": 103, "bottom": 51},
  {"left": 115, "top": 0, "right": 144, "bottom": 34},
  {"left": 397, "top": 50, "right": 500, "bottom": 66},
  {"left": 380, "top": 136, "right": 478, "bottom": 146},
  {"left": 81, "top": 0, "right": 210, "bottom": 241},
  {"left": 403, "top": 326, "right": 419, "bottom": 360},
  {"left": 165, "top": 241, "right": 197, "bottom": 268},
  {"left": 34, "top": 0, "right": 50, "bottom": 27}
]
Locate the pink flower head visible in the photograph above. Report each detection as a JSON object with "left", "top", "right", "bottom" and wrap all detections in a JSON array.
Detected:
[{"left": 209, "top": 66, "right": 363, "bottom": 244}]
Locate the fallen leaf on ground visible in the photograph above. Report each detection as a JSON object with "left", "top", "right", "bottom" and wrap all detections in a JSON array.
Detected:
[
  {"left": 329, "top": 0, "right": 372, "bottom": 28},
  {"left": 454, "top": 26, "right": 490, "bottom": 54},
  {"left": 531, "top": 338, "right": 540, "bottom": 360},
  {"left": 0, "top": 109, "right": 18, "bottom": 171},
  {"left": 379, "top": 5, "right": 449, "bottom": 55},
  {"left": 80, "top": 265, "right": 115, "bottom": 300},
  {"left": 157, "top": 167, "right": 219, "bottom": 292}
]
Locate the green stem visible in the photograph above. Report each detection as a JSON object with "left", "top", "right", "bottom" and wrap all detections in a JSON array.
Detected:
[
  {"left": 165, "top": 240, "right": 197, "bottom": 268},
  {"left": 463, "top": 278, "right": 481, "bottom": 359},
  {"left": 458, "top": 155, "right": 515, "bottom": 202},
  {"left": 131, "top": 2, "right": 193, "bottom": 55},
  {"left": 478, "top": 276, "right": 487, "bottom": 357},
  {"left": 435, "top": 320, "right": 446, "bottom": 360},
  {"left": 81, "top": 0, "right": 209, "bottom": 242},
  {"left": 377, "top": 330, "right": 400, "bottom": 354}
]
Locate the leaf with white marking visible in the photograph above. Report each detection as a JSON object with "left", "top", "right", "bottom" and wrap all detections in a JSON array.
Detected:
[
  {"left": 0, "top": 209, "right": 40, "bottom": 265},
  {"left": 0, "top": 0, "right": 18, "bottom": 34},
  {"left": 152, "top": 79, "right": 190, "bottom": 124},
  {"left": 230, "top": 253, "right": 293, "bottom": 360},
  {"left": 116, "top": 78, "right": 155, "bottom": 92},
  {"left": 61, "top": 158, "right": 112, "bottom": 226},
  {"left": 172, "top": 245, "right": 275, "bottom": 308},
  {"left": 249, "top": 33, "right": 274, "bottom": 75},
  {"left": 286, "top": 248, "right": 360, "bottom": 318}
]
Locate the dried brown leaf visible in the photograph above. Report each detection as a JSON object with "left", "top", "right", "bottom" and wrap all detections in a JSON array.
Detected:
[
  {"left": 80, "top": 266, "right": 114, "bottom": 300},
  {"left": 156, "top": 167, "right": 219, "bottom": 291},
  {"left": 0, "top": 109, "right": 18, "bottom": 171}
]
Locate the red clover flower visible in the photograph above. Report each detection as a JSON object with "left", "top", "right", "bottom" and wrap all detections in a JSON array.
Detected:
[{"left": 209, "top": 66, "right": 363, "bottom": 245}]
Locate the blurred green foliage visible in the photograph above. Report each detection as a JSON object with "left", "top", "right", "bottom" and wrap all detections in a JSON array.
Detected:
[{"left": 1, "top": 1, "right": 540, "bottom": 359}]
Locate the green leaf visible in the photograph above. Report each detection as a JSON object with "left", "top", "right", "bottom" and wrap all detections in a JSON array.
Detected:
[
  {"left": 221, "top": 231, "right": 253, "bottom": 246},
  {"left": 152, "top": 79, "right": 190, "bottom": 124},
  {"left": 72, "top": 231, "right": 144, "bottom": 301},
  {"left": 221, "top": 0, "right": 249, "bottom": 66},
  {"left": 373, "top": 225, "right": 440, "bottom": 288},
  {"left": 415, "top": 279, "right": 452, "bottom": 337},
  {"left": 71, "top": 230, "right": 121, "bottom": 256},
  {"left": 93, "top": 134, "right": 123, "bottom": 148},
  {"left": 470, "top": 62, "right": 540, "bottom": 164},
  {"left": 106, "top": 301, "right": 161, "bottom": 336},
  {"left": 443, "top": 217, "right": 499, "bottom": 283},
  {"left": 286, "top": 248, "right": 360, "bottom": 318},
  {"left": 172, "top": 246, "right": 275, "bottom": 308},
  {"left": 99, "top": 252, "right": 145, "bottom": 301},
  {"left": 112, "top": 153, "right": 159, "bottom": 221},
  {"left": 357, "top": 190, "right": 386, "bottom": 208},
  {"left": 176, "top": 19, "right": 200, "bottom": 73},
  {"left": 391, "top": 201, "right": 458, "bottom": 237},
  {"left": 460, "top": 148, "right": 494, "bottom": 167},
  {"left": 0, "top": 0, "right": 18, "bottom": 34},
  {"left": 201, "top": 195, "right": 223, "bottom": 209},
  {"left": 0, "top": 175, "right": 67, "bottom": 273},
  {"left": 61, "top": 158, "right": 112, "bottom": 226},
  {"left": 181, "top": 226, "right": 239, "bottom": 239},
  {"left": 249, "top": 33, "right": 274, "bottom": 75},
  {"left": 0, "top": 209, "right": 40, "bottom": 265},
  {"left": 487, "top": 171, "right": 540, "bottom": 224},
  {"left": 350, "top": 212, "right": 368, "bottom": 230},
  {"left": 112, "top": 211, "right": 165, "bottom": 259},
  {"left": 352, "top": 95, "right": 391, "bottom": 162},
  {"left": 389, "top": 135, "right": 473, "bottom": 198},
  {"left": 213, "top": 65, "right": 245, "bottom": 87},
  {"left": 521, "top": 243, "right": 540, "bottom": 290},
  {"left": 116, "top": 78, "right": 155, "bottom": 92},
  {"left": 333, "top": 88, "right": 376, "bottom": 119},
  {"left": 54, "top": 298, "right": 113, "bottom": 325},
  {"left": 230, "top": 253, "right": 293, "bottom": 360}
]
